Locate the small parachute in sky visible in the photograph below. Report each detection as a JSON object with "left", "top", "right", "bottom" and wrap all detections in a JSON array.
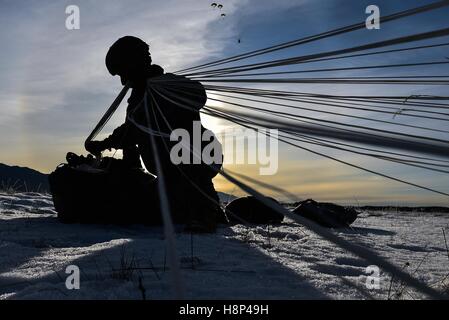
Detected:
[{"left": 211, "top": 3, "right": 226, "bottom": 19}]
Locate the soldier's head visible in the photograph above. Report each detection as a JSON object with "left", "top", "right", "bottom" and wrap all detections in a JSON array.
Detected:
[{"left": 106, "top": 36, "right": 152, "bottom": 87}]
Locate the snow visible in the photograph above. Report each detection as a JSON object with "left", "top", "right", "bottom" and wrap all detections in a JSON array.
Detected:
[{"left": 0, "top": 192, "right": 448, "bottom": 300}]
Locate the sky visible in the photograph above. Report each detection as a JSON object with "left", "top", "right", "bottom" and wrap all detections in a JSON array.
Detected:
[{"left": 1, "top": 0, "right": 449, "bottom": 205}]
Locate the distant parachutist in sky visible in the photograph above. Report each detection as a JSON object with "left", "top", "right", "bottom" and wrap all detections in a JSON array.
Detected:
[
  {"left": 211, "top": 3, "right": 224, "bottom": 10},
  {"left": 211, "top": 3, "right": 226, "bottom": 19}
]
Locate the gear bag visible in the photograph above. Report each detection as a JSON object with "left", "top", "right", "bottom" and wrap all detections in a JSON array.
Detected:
[
  {"left": 225, "top": 196, "right": 284, "bottom": 225},
  {"left": 293, "top": 199, "right": 359, "bottom": 228},
  {"left": 49, "top": 152, "right": 160, "bottom": 224}
]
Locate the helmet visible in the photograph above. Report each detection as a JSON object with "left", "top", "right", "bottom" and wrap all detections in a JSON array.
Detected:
[{"left": 105, "top": 36, "right": 151, "bottom": 76}]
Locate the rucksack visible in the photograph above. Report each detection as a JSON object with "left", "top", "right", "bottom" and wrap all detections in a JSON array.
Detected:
[
  {"left": 49, "top": 153, "right": 160, "bottom": 225},
  {"left": 225, "top": 196, "right": 284, "bottom": 225},
  {"left": 292, "top": 199, "right": 359, "bottom": 228}
]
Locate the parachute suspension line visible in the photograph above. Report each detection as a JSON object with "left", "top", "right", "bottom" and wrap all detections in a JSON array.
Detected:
[
  {"left": 278, "top": 135, "right": 449, "bottom": 174},
  {"left": 149, "top": 85, "right": 387, "bottom": 298},
  {"left": 206, "top": 95, "right": 449, "bottom": 133},
  {"left": 183, "top": 27, "right": 449, "bottom": 77},
  {"left": 117, "top": 1, "right": 449, "bottom": 299},
  {"left": 159, "top": 81, "right": 449, "bottom": 112},
  {"left": 148, "top": 86, "right": 258, "bottom": 228},
  {"left": 85, "top": 82, "right": 131, "bottom": 144},
  {"left": 217, "top": 91, "right": 449, "bottom": 117},
  {"left": 157, "top": 81, "right": 448, "bottom": 143},
  {"left": 175, "top": 1, "right": 449, "bottom": 74},
  {"left": 207, "top": 91, "right": 449, "bottom": 121},
  {"left": 145, "top": 80, "right": 446, "bottom": 298},
  {"left": 141, "top": 88, "right": 184, "bottom": 299},
  {"left": 149, "top": 84, "right": 435, "bottom": 300},
  {"left": 150, "top": 80, "right": 447, "bottom": 181},
  {"left": 190, "top": 61, "right": 449, "bottom": 79},
  {"left": 153, "top": 83, "right": 449, "bottom": 168},
  {"left": 217, "top": 167, "right": 446, "bottom": 299},
  {"left": 195, "top": 76, "right": 449, "bottom": 84},
  {"left": 205, "top": 98, "right": 449, "bottom": 172},
  {"left": 200, "top": 106, "right": 449, "bottom": 197},
  {"left": 192, "top": 85, "right": 449, "bottom": 120},
  {"left": 78, "top": 0, "right": 449, "bottom": 299},
  {"left": 147, "top": 81, "right": 449, "bottom": 196},
  {"left": 150, "top": 83, "right": 304, "bottom": 201},
  {"left": 202, "top": 84, "right": 449, "bottom": 102},
  {"left": 148, "top": 86, "right": 261, "bottom": 226},
  {"left": 192, "top": 42, "right": 449, "bottom": 78},
  {"left": 157, "top": 83, "right": 449, "bottom": 150},
  {"left": 151, "top": 83, "right": 449, "bottom": 189}
]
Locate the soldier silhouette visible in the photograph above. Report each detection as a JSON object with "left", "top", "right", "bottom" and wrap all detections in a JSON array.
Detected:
[{"left": 85, "top": 36, "right": 226, "bottom": 232}]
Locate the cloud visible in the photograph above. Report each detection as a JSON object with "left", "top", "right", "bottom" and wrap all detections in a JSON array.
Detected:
[{"left": 0, "top": 0, "right": 245, "bottom": 170}]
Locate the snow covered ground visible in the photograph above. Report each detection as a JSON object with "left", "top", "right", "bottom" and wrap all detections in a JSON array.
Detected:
[{"left": 0, "top": 191, "right": 448, "bottom": 300}]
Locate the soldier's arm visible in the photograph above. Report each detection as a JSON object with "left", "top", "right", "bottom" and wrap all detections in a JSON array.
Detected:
[{"left": 103, "top": 122, "right": 135, "bottom": 150}]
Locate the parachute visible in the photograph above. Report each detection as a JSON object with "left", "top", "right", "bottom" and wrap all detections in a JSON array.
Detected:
[{"left": 210, "top": 3, "right": 226, "bottom": 18}]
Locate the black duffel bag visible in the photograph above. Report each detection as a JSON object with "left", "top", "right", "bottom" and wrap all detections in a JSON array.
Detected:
[
  {"left": 293, "top": 199, "right": 359, "bottom": 228},
  {"left": 225, "top": 196, "right": 284, "bottom": 225},
  {"left": 49, "top": 153, "right": 160, "bottom": 225}
]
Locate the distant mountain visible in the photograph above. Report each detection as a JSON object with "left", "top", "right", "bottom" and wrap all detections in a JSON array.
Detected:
[
  {"left": 0, "top": 163, "right": 50, "bottom": 193},
  {"left": 0, "top": 163, "right": 238, "bottom": 201},
  {"left": 357, "top": 205, "right": 449, "bottom": 213}
]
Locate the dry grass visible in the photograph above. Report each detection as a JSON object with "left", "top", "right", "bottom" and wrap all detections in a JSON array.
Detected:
[
  {"left": 0, "top": 179, "right": 21, "bottom": 195},
  {"left": 0, "top": 179, "right": 46, "bottom": 195},
  {"left": 386, "top": 227, "right": 449, "bottom": 299},
  {"left": 110, "top": 245, "right": 140, "bottom": 281}
]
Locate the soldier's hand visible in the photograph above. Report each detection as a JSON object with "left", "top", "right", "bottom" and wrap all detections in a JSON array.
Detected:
[{"left": 85, "top": 140, "right": 107, "bottom": 157}]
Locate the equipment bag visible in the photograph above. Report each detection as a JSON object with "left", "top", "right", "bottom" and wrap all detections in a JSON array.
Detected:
[
  {"left": 293, "top": 199, "right": 359, "bottom": 228},
  {"left": 225, "top": 196, "right": 284, "bottom": 225},
  {"left": 49, "top": 153, "right": 160, "bottom": 225}
]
